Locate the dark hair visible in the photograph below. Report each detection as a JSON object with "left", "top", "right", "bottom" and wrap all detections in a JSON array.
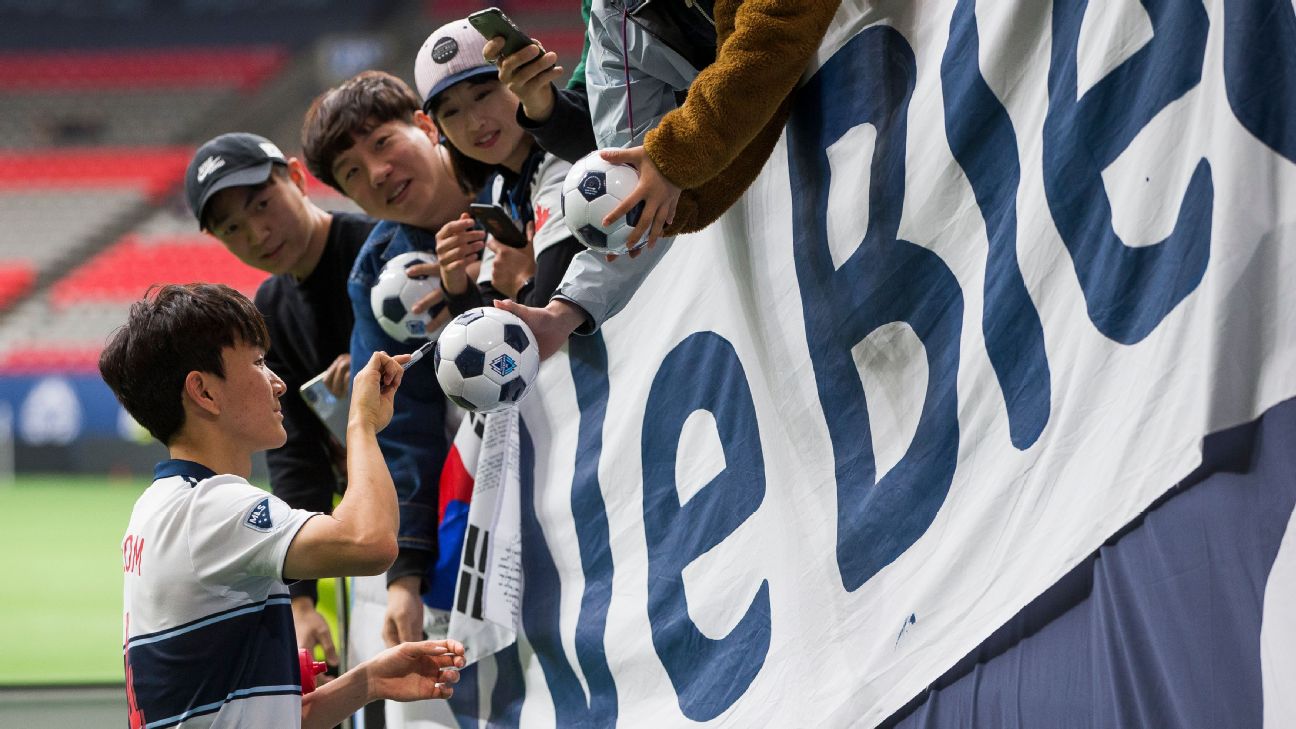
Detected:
[
  {"left": 198, "top": 164, "right": 288, "bottom": 232},
  {"left": 301, "top": 70, "right": 423, "bottom": 191},
  {"left": 99, "top": 283, "right": 270, "bottom": 445},
  {"left": 426, "top": 76, "right": 500, "bottom": 195}
]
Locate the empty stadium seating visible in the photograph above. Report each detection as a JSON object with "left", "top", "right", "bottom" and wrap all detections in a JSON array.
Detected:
[
  {"left": 0, "top": 48, "right": 286, "bottom": 149},
  {"left": 0, "top": 44, "right": 289, "bottom": 372},
  {"left": 0, "top": 2, "right": 573, "bottom": 376}
]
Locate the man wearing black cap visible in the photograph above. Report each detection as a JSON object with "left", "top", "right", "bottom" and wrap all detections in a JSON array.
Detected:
[{"left": 184, "top": 132, "right": 376, "bottom": 675}]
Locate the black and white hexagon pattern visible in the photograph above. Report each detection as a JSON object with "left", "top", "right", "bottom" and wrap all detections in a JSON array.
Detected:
[
  {"left": 370, "top": 251, "right": 445, "bottom": 343},
  {"left": 560, "top": 150, "right": 641, "bottom": 255},
  {"left": 433, "top": 306, "right": 538, "bottom": 413}
]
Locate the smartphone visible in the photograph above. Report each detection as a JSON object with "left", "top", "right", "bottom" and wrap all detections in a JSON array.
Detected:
[
  {"left": 299, "top": 371, "right": 350, "bottom": 445},
  {"left": 470, "top": 203, "right": 528, "bottom": 248},
  {"left": 468, "top": 7, "right": 534, "bottom": 58}
]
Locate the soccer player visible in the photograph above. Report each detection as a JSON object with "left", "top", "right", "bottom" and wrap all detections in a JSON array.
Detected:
[
  {"left": 185, "top": 131, "right": 377, "bottom": 674},
  {"left": 104, "top": 283, "right": 463, "bottom": 729}
]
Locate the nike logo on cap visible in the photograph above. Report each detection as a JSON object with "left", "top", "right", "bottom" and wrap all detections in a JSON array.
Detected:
[{"left": 196, "top": 156, "right": 225, "bottom": 183}]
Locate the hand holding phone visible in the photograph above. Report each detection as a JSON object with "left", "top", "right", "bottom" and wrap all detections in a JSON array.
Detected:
[
  {"left": 468, "top": 7, "right": 534, "bottom": 59},
  {"left": 469, "top": 203, "right": 528, "bottom": 248}
]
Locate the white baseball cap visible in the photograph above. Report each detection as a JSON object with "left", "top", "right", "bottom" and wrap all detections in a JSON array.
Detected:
[{"left": 414, "top": 19, "right": 497, "bottom": 112}]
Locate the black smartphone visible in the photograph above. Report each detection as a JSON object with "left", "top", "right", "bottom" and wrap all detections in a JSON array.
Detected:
[
  {"left": 470, "top": 203, "right": 528, "bottom": 248},
  {"left": 468, "top": 7, "right": 534, "bottom": 58}
]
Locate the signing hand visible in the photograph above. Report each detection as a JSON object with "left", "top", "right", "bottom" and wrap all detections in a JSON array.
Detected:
[
  {"left": 349, "top": 352, "right": 407, "bottom": 433},
  {"left": 599, "top": 146, "right": 681, "bottom": 259}
]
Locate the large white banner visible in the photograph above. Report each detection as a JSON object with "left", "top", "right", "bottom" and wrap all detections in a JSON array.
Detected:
[{"left": 447, "top": 0, "right": 1296, "bottom": 726}]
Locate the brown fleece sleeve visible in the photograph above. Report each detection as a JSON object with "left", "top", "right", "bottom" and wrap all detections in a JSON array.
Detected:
[
  {"left": 667, "top": 94, "right": 793, "bottom": 235},
  {"left": 644, "top": 0, "right": 841, "bottom": 191}
]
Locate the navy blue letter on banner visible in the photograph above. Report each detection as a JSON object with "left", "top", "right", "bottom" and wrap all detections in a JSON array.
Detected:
[
  {"left": 641, "top": 331, "right": 770, "bottom": 721},
  {"left": 1223, "top": 0, "right": 1296, "bottom": 163},
  {"left": 516, "top": 334, "right": 618, "bottom": 727},
  {"left": 1044, "top": 0, "right": 1212, "bottom": 344},
  {"left": 787, "top": 26, "right": 963, "bottom": 591},
  {"left": 942, "top": 0, "right": 1050, "bottom": 450}
]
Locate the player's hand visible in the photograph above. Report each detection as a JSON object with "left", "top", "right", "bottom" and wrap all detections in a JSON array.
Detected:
[
  {"left": 485, "top": 38, "right": 563, "bottom": 124},
  {"left": 381, "top": 575, "right": 425, "bottom": 648},
  {"left": 363, "top": 639, "right": 465, "bottom": 703},
  {"left": 291, "top": 595, "right": 340, "bottom": 677},
  {"left": 489, "top": 221, "right": 536, "bottom": 299},
  {"left": 350, "top": 352, "right": 406, "bottom": 433},
  {"left": 435, "top": 214, "right": 486, "bottom": 296},
  {"left": 599, "top": 146, "right": 680, "bottom": 258},
  {"left": 493, "top": 298, "right": 586, "bottom": 360},
  {"left": 322, "top": 354, "right": 351, "bottom": 398}
]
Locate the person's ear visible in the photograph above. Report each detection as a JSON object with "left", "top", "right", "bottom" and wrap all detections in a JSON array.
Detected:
[
  {"left": 285, "top": 158, "right": 309, "bottom": 194},
  {"left": 414, "top": 111, "right": 439, "bottom": 142},
  {"left": 183, "top": 371, "right": 221, "bottom": 417}
]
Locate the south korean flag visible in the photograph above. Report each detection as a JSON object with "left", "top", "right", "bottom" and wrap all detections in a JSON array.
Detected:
[{"left": 448, "top": 408, "right": 524, "bottom": 664}]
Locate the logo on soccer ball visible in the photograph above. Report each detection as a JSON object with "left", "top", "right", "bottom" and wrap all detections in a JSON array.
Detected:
[
  {"left": 578, "top": 171, "right": 606, "bottom": 200},
  {"left": 490, "top": 353, "right": 518, "bottom": 377},
  {"left": 405, "top": 319, "right": 427, "bottom": 336}
]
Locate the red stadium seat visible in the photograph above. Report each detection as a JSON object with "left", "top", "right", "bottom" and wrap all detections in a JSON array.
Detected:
[
  {"left": 0, "top": 345, "right": 103, "bottom": 374},
  {"left": 0, "top": 262, "right": 35, "bottom": 312},
  {"left": 0, "top": 148, "right": 192, "bottom": 196},
  {"left": 49, "top": 235, "right": 269, "bottom": 308},
  {"left": 0, "top": 47, "right": 287, "bottom": 92}
]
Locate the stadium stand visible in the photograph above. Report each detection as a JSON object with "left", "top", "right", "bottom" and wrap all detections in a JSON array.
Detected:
[{"left": 0, "top": 45, "right": 289, "bottom": 375}]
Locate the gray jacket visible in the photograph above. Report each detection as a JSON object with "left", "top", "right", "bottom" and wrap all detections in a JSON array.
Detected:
[{"left": 553, "top": 0, "right": 715, "bottom": 332}]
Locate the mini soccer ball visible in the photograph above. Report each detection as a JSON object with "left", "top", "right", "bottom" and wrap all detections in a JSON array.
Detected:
[
  {"left": 370, "top": 251, "right": 447, "bottom": 342},
  {"left": 434, "top": 307, "right": 539, "bottom": 413},
  {"left": 560, "top": 150, "right": 645, "bottom": 255}
]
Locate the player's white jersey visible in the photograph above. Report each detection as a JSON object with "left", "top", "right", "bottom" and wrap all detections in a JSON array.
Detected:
[{"left": 122, "top": 459, "right": 316, "bottom": 728}]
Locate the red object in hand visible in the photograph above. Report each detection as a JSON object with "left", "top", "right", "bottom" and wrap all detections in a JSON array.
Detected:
[{"left": 298, "top": 648, "right": 328, "bottom": 694}]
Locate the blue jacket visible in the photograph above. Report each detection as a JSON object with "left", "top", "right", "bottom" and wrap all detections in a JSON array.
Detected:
[{"left": 348, "top": 220, "right": 449, "bottom": 598}]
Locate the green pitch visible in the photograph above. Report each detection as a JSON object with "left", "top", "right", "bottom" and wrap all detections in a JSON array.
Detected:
[{"left": 0, "top": 476, "right": 340, "bottom": 685}]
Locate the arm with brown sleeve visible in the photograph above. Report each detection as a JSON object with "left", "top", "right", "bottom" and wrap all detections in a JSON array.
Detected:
[{"left": 645, "top": 0, "right": 842, "bottom": 235}]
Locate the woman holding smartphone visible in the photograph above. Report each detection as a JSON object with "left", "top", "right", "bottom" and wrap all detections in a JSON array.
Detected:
[{"left": 415, "top": 18, "right": 585, "bottom": 315}]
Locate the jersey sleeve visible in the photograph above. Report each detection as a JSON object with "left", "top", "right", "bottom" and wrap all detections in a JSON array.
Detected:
[
  {"left": 187, "top": 476, "right": 317, "bottom": 585},
  {"left": 529, "top": 153, "right": 574, "bottom": 257}
]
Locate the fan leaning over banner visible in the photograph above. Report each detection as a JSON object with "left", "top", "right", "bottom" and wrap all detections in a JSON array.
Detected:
[
  {"left": 103, "top": 283, "right": 464, "bottom": 729},
  {"left": 184, "top": 131, "right": 377, "bottom": 676},
  {"left": 483, "top": 0, "right": 841, "bottom": 358},
  {"left": 301, "top": 71, "right": 475, "bottom": 652},
  {"left": 417, "top": 19, "right": 585, "bottom": 316}
]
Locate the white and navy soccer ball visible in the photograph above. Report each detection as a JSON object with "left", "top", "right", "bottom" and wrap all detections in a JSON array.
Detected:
[
  {"left": 433, "top": 307, "right": 539, "bottom": 413},
  {"left": 560, "top": 149, "right": 645, "bottom": 255},
  {"left": 370, "top": 251, "right": 447, "bottom": 343}
]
